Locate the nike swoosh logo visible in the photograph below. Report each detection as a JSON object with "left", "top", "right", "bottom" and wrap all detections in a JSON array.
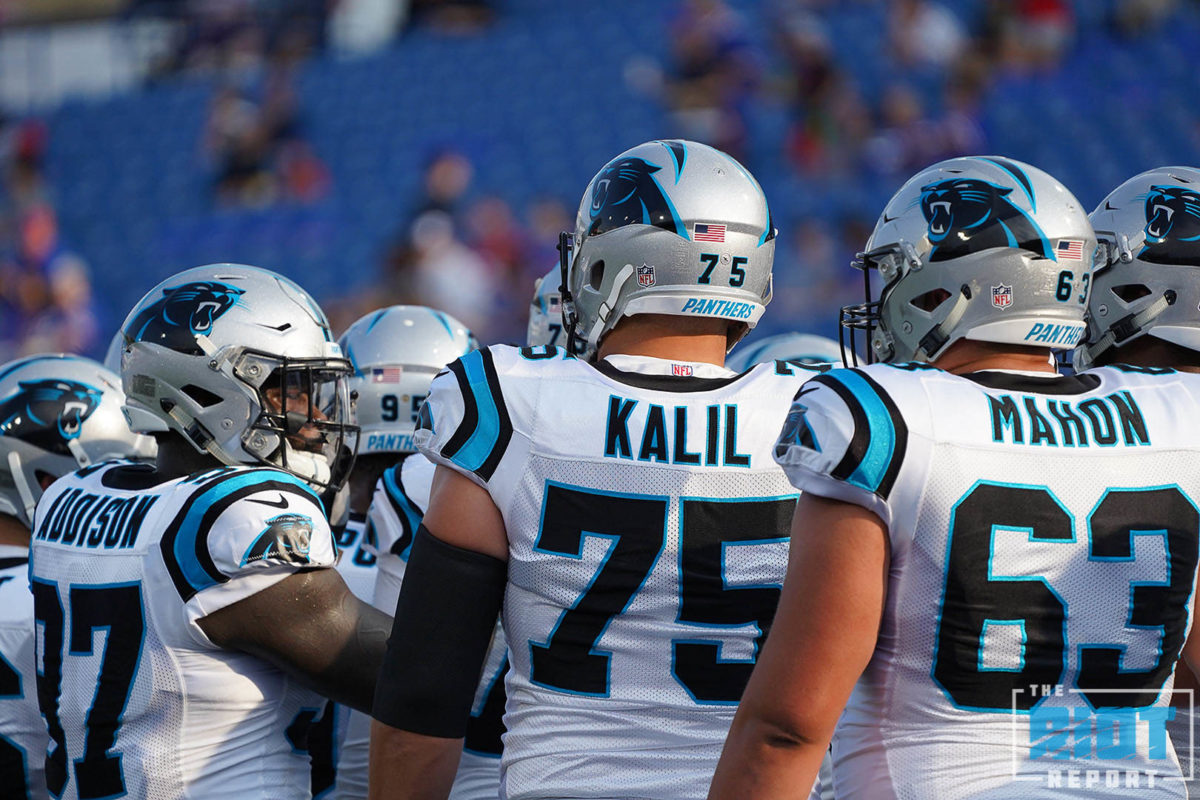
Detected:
[
  {"left": 1105, "top": 201, "right": 1117, "bottom": 211},
  {"left": 246, "top": 493, "right": 289, "bottom": 509}
]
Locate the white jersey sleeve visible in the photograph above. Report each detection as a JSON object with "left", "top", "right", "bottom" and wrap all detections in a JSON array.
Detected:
[
  {"left": 414, "top": 348, "right": 526, "bottom": 494},
  {"left": 155, "top": 468, "right": 337, "bottom": 643}
]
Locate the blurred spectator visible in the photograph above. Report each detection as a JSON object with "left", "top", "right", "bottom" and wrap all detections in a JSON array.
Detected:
[
  {"left": 409, "top": 210, "right": 497, "bottom": 337},
  {"left": 331, "top": 0, "right": 410, "bottom": 54},
  {"left": 888, "top": 0, "right": 967, "bottom": 69},
  {"left": 406, "top": 0, "right": 494, "bottom": 34},
  {"left": 0, "top": 205, "right": 101, "bottom": 357},
  {"left": 665, "top": 0, "right": 759, "bottom": 161},
  {"left": 978, "top": 0, "right": 1075, "bottom": 72},
  {"left": 777, "top": 11, "right": 871, "bottom": 176},
  {"left": 862, "top": 76, "right": 986, "bottom": 179},
  {"left": 524, "top": 195, "right": 572, "bottom": 273},
  {"left": 141, "top": 0, "right": 329, "bottom": 78},
  {"left": 769, "top": 215, "right": 867, "bottom": 341},
  {"left": 382, "top": 147, "right": 476, "bottom": 299},
  {"left": 4, "top": 120, "right": 50, "bottom": 215},
  {"left": 206, "top": 85, "right": 274, "bottom": 204},
  {"left": 467, "top": 196, "right": 526, "bottom": 281},
  {"left": 414, "top": 148, "right": 474, "bottom": 219},
  {"left": 203, "top": 69, "right": 329, "bottom": 207},
  {"left": 863, "top": 84, "right": 931, "bottom": 177},
  {"left": 1110, "top": 0, "right": 1179, "bottom": 35}
]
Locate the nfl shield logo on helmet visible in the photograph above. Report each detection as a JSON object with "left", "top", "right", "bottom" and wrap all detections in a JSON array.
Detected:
[
  {"left": 991, "top": 284, "right": 1013, "bottom": 310},
  {"left": 637, "top": 264, "right": 656, "bottom": 287}
]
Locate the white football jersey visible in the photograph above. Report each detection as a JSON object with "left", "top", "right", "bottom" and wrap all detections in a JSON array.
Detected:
[
  {"left": 0, "top": 544, "right": 47, "bottom": 800},
  {"left": 333, "top": 452, "right": 507, "bottom": 800},
  {"left": 775, "top": 363, "right": 1200, "bottom": 799},
  {"left": 307, "top": 512, "right": 377, "bottom": 799},
  {"left": 416, "top": 346, "right": 812, "bottom": 800},
  {"left": 28, "top": 462, "right": 338, "bottom": 800}
]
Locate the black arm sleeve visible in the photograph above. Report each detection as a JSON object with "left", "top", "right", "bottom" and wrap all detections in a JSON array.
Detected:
[{"left": 371, "top": 524, "right": 507, "bottom": 737}]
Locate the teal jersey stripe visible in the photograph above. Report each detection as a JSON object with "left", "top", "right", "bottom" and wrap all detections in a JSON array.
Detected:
[
  {"left": 172, "top": 470, "right": 320, "bottom": 595},
  {"left": 834, "top": 370, "right": 897, "bottom": 494},
  {"left": 449, "top": 352, "right": 503, "bottom": 475}
]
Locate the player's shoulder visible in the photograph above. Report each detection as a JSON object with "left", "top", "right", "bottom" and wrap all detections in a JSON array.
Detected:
[
  {"left": 417, "top": 345, "right": 578, "bottom": 484},
  {"left": 158, "top": 465, "right": 333, "bottom": 601},
  {"left": 1085, "top": 363, "right": 1200, "bottom": 392},
  {"left": 443, "top": 343, "right": 581, "bottom": 385},
  {"left": 774, "top": 363, "right": 923, "bottom": 504}
]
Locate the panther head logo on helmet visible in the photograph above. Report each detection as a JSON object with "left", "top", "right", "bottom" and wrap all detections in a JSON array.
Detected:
[
  {"left": 587, "top": 157, "right": 685, "bottom": 238},
  {"left": 1140, "top": 185, "right": 1200, "bottom": 265},
  {"left": 0, "top": 379, "right": 103, "bottom": 455},
  {"left": 919, "top": 178, "right": 1054, "bottom": 262},
  {"left": 124, "top": 281, "right": 245, "bottom": 354}
]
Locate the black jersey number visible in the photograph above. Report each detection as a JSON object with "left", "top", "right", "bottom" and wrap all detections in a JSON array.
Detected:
[
  {"left": 33, "top": 581, "right": 144, "bottom": 799},
  {"left": 0, "top": 647, "right": 29, "bottom": 798},
  {"left": 933, "top": 483, "right": 1197, "bottom": 712},
  {"left": 529, "top": 483, "right": 792, "bottom": 703}
]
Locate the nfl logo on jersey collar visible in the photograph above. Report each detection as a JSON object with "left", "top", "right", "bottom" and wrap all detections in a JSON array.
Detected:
[
  {"left": 992, "top": 284, "right": 1013, "bottom": 310},
  {"left": 637, "top": 264, "right": 656, "bottom": 287}
]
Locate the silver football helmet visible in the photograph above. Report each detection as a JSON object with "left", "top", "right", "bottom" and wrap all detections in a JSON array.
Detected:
[
  {"left": 339, "top": 305, "right": 475, "bottom": 455},
  {"left": 842, "top": 156, "right": 1096, "bottom": 363},
  {"left": 725, "top": 332, "right": 844, "bottom": 372},
  {"left": 0, "top": 354, "right": 156, "bottom": 527},
  {"left": 560, "top": 139, "right": 776, "bottom": 357},
  {"left": 1074, "top": 166, "right": 1200, "bottom": 370},
  {"left": 527, "top": 266, "right": 566, "bottom": 348},
  {"left": 119, "top": 264, "right": 358, "bottom": 492}
]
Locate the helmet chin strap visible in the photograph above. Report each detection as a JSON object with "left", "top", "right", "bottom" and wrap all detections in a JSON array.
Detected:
[
  {"left": 587, "top": 263, "right": 635, "bottom": 352},
  {"left": 8, "top": 451, "right": 37, "bottom": 526},
  {"left": 917, "top": 285, "right": 972, "bottom": 361},
  {"left": 1080, "top": 290, "right": 1176, "bottom": 367}
]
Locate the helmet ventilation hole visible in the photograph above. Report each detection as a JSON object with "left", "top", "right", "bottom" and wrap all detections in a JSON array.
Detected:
[
  {"left": 910, "top": 288, "right": 952, "bottom": 312},
  {"left": 1112, "top": 284, "right": 1152, "bottom": 302},
  {"left": 182, "top": 384, "right": 224, "bottom": 408},
  {"left": 588, "top": 260, "right": 605, "bottom": 291}
]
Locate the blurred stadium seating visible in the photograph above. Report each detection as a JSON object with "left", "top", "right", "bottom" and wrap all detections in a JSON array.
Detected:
[{"left": 13, "top": 0, "right": 1200, "bottom": 352}]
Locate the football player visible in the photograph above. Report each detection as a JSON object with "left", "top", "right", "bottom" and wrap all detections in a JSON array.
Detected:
[
  {"left": 368, "top": 139, "right": 815, "bottom": 800},
  {"left": 28, "top": 264, "right": 391, "bottom": 799},
  {"left": 711, "top": 156, "right": 1200, "bottom": 797},
  {"left": 527, "top": 267, "right": 566, "bottom": 351},
  {"left": 1075, "top": 165, "right": 1200, "bottom": 794},
  {"left": 0, "top": 354, "right": 155, "bottom": 799},
  {"left": 328, "top": 305, "right": 480, "bottom": 799}
]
